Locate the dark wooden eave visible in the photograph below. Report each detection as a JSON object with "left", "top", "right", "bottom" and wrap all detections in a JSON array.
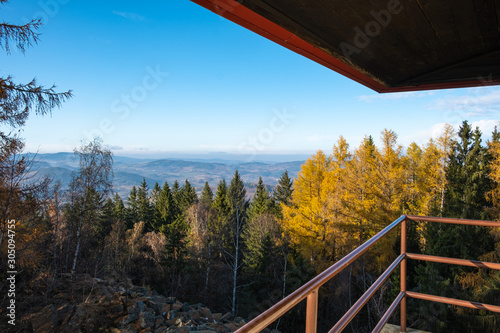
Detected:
[{"left": 190, "top": 0, "right": 500, "bottom": 93}]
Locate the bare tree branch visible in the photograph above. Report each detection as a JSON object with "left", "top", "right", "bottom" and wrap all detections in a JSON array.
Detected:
[
  {"left": 0, "top": 19, "right": 41, "bottom": 54},
  {"left": 1, "top": 76, "right": 73, "bottom": 128}
]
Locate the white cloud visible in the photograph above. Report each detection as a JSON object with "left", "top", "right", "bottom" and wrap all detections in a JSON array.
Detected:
[
  {"left": 401, "top": 120, "right": 500, "bottom": 147},
  {"left": 431, "top": 88, "right": 500, "bottom": 116},
  {"left": 106, "top": 145, "right": 123, "bottom": 150},
  {"left": 112, "top": 11, "right": 145, "bottom": 22},
  {"left": 470, "top": 119, "right": 500, "bottom": 136}
]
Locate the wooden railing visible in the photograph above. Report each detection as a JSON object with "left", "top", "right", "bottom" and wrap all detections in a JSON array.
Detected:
[{"left": 235, "top": 215, "right": 500, "bottom": 333}]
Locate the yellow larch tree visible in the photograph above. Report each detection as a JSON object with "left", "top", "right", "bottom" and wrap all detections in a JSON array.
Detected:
[
  {"left": 321, "top": 136, "right": 354, "bottom": 260},
  {"left": 341, "top": 135, "right": 380, "bottom": 244},
  {"left": 281, "top": 150, "right": 333, "bottom": 270},
  {"left": 418, "top": 139, "right": 442, "bottom": 214},
  {"left": 403, "top": 140, "right": 441, "bottom": 216},
  {"left": 374, "top": 129, "right": 406, "bottom": 221},
  {"left": 487, "top": 132, "right": 500, "bottom": 219},
  {"left": 403, "top": 142, "right": 424, "bottom": 214},
  {"left": 436, "top": 124, "right": 455, "bottom": 216}
]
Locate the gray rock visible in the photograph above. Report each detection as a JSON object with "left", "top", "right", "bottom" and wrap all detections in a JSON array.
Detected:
[
  {"left": 119, "top": 313, "right": 138, "bottom": 328},
  {"left": 139, "top": 311, "right": 156, "bottom": 329}
]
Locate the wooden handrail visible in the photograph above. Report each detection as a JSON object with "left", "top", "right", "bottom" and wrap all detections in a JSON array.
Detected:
[
  {"left": 406, "top": 291, "right": 500, "bottom": 313},
  {"left": 406, "top": 215, "right": 500, "bottom": 227},
  {"left": 372, "top": 292, "right": 405, "bottom": 333},
  {"left": 328, "top": 254, "right": 405, "bottom": 333},
  {"left": 406, "top": 253, "right": 500, "bottom": 270},
  {"left": 235, "top": 215, "right": 406, "bottom": 333},
  {"left": 236, "top": 215, "right": 500, "bottom": 333}
]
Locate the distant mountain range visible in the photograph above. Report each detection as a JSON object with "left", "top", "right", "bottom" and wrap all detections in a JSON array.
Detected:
[{"left": 25, "top": 153, "right": 305, "bottom": 199}]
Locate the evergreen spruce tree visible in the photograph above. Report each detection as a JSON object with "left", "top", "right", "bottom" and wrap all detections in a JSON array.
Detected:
[
  {"left": 492, "top": 126, "right": 500, "bottom": 143},
  {"left": 211, "top": 179, "right": 230, "bottom": 258},
  {"left": 274, "top": 170, "right": 294, "bottom": 207},
  {"left": 148, "top": 180, "right": 189, "bottom": 272},
  {"left": 200, "top": 182, "right": 213, "bottom": 207},
  {"left": 137, "top": 178, "right": 153, "bottom": 229},
  {"left": 126, "top": 186, "right": 138, "bottom": 228},
  {"left": 172, "top": 180, "right": 181, "bottom": 205},
  {"left": 247, "top": 177, "right": 273, "bottom": 221},
  {"left": 179, "top": 179, "right": 198, "bottom": 213},
  {"left": 98, "top": 198, "right": 115, "bottom": 241},
  {"left": 416, "top": 121, "right": 495, "bottom": 332},
  {"left": 112, "top": 193, "right": 125, "bottom": 222},
  {"left": 150, "top": 182, "right": 162, "bottom": 206},
  {"left": 226, "top": 170, "right": 248, "bottom": 315},
  {"left": 445, "top": 122, "right": 491, "bottom": 220},
  {"left": 153, "top": 181, "right": 176, "bottom": 233},
  {"left": 456, "top": 126, "right": 500, "bottom": 332},
  {"left": 213, "top": 179, "right": 230, "bottom": 230},
  {"left": 164, "top": 215, "right": 189, "bottom": 268}
]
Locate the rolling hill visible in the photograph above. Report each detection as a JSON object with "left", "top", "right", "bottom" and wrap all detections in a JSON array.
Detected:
[{"left": 25, "top": 153, "right": 304, "bottom": 199}]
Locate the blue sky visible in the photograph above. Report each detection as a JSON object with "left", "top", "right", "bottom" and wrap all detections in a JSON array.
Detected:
[{"left": 2, "top": 0, "right": 499, "bottom": 159}]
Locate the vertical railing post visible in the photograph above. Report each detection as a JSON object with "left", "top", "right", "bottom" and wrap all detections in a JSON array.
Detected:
[
  {"left": 400, "top": 218, "right": 407, "bottom": 333},
  {"left": 306, "top": 288, "right": 318, "bottom": 333}
]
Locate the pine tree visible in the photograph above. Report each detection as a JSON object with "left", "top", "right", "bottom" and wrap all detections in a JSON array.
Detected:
[
  {"left": 429, "top": 121, "right": 493, "bottom": 261},
  {"left": 213, "top": 179, "right": 230, "bottom": 232},
  {"left": 243, "top": 176, "right": 286, "bottom": 304},
  {"left": 226, "top": 170, "right": 248, "bottom": 315},
  {"left": 493, "top": 126, "right": 500, "bottom": 142},
  {"left": 137, "top": 178, "right": 154, "bottom": 229},
  {"left": 274, "top": 170, "right": 293, "bottom": 206},
  {"left": 112, "top": 193, "right": 125, "bottom": 222},
  {"left": 417, "top": 121, "right": 495, "bottom": 332},
  {"left": 164, "top": 216, "right": 189, "bottom": 267},
  {"left": 179, "top": 179, "right": 198, "bottom": 213},
  {"left": 456, "top": 126, "right": 500, "bottom": 330},
  {"left": 153, "top": 181, "right": 176, "bottom": 232},
  {"left": 98, "top": 198, "right": 115, "bottom": 241},
  {"left": 150, "top": 182, "right": 162, "bottom": 206},
  {"left": 153, "top": 181, "right": 189, "bottom": 272},
  {"left": 241, "top": 213, "right": 284, "bottom": 307},
  {"left": 200, "top": 182, "right": 213, "bottom": 207},
  {"left": 172, "top": 180, "right": 181, "bottom": 205},
  {"left": 247, "top": 177, "right": 273, "bottom": 221},
  {"left": 445, "top": 121, "right": 491, "bottom": 220},
  {"left": 126, "top": 186, "right": 138, "bottom": 228}
]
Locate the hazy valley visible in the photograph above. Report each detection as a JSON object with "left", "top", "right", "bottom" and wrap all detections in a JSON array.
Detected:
[{"left": 26, "top": 152, "right": 305, "bottom": 198}]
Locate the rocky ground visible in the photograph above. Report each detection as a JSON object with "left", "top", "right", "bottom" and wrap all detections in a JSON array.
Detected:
[{"left": 17, "top": 274, "right": 278, "bottom": 333}]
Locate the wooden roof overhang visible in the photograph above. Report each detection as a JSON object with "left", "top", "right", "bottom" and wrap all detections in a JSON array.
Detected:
[{"left": 190, "top": 0, "right": 500, "bottom": 93}]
